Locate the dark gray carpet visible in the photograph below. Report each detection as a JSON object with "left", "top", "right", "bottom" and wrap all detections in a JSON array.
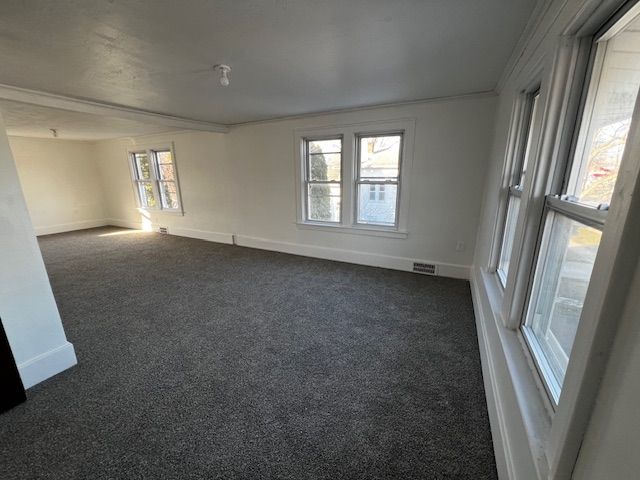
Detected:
[{"left": 0, "top": 227, "right": 496, "bottom": 479}]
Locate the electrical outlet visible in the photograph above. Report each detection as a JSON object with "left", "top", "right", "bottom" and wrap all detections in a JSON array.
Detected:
[{"left": 455, "top": 240, "right": 465, "bottom": 252}]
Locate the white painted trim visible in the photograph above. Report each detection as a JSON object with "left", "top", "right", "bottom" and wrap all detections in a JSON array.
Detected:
[
  {"left": 470, "top": 267, "right": 551, "bottom": 480},
  {"left": 35, "top": 219, "right": 109, "bottom": 236},
  {"left": 471, "top": 271, "right": 513, "bottom": 480},
  {"left": 235, "top": 234, "right": 469, "bottom": 280},
  {"left": 105, "top": 218, "right": 146, "bottom": 230},
  {"left": 104, "top": 218, "right": 234, "bottom": 244},
  {"left": 18, "top": 341, "right": 77, "bottom": 389},
  {"left": 230, "top": 91, "right": 497, "bottom": 127},
  {"left": 495, "top": 0, "right": 555, "bottom": 93},
  {"left": 104, "top": 220, "right": 464, "bottom": 277},
  {"left": 167, "top": 227, "right": 234, "bottom": 245},
  {"left": 296, "top": 222, "right": 408, "bottom": 239},
  {"left": 0, "top": 83, "right": 228, "bottom": 133}
]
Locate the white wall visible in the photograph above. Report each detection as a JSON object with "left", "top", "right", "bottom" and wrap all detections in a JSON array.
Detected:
[
  {"left": 9, "top": 136, "right": 107, "bottom": 235},
  {"left": 0, "top": 116, "right": 76, "bottom": 388},
  {"left": 94, "top": 130, "right": 235, "bottom": 243},
  {"left": 95, "top": 94, "right": 497, "bottom": 278}
]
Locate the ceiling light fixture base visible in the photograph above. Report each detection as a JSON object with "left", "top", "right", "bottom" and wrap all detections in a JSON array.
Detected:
[{"left": 213, "top": 64, "right": 232, "bottom": 87}]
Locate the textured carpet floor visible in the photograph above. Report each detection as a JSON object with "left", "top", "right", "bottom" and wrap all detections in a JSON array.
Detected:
[{"left": 0, "top": 227, "right": 496, "bottom": 479}]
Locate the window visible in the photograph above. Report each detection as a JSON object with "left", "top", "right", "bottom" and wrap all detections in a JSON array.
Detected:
[
  {"left": 368, "top": 185, "right": 386, "bottom": 201},
  {"left": 522, "top": 9, "right": 640, "bottom": 404},
  {"left": 129, "top": 146, "right": 182, "bottom": 212},
  {"left": 496, "top": 90, "right": 541, "bottom": 286},
  {"left": 303, "top": 137, "right": 342, "bottom": 223},
  {"left": 295, "top": 120, "right": 414, "bottom": 237},
  {"left": 356, "top": 134, "right": 402, "bottom": 227}
]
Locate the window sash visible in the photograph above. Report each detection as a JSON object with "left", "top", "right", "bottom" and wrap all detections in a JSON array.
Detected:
[
  {"left": 522, "top": 206, "right": 603, "bottom": 404},
  {"left": 135, "top": 179, "right": 157, "bottom": 208},
  {"left": 494, "top": 90, "right": 540, "bottom": 282},
  {"left": 303, "top": 137, "right": 343, "bottom": 224},
  {"left": 497, "top": 193, "right": 521, "bottom": 286},
  {"left": 355, "top": 133, "right": 403, "bottom": 227},
  {"left": 512, "top": 91, "right": 540, "bottom": 189}
]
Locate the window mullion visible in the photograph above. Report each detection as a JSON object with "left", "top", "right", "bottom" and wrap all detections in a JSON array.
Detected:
[
  {"left": 342, "top": 133, "right": 355, "bottom": 226},
  {"left": 148, "top": 149, "right": 162, "bottom": 209}
]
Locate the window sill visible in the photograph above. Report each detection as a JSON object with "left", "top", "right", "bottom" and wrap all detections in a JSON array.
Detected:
[
  {"left": 136, "top": 207, "right": 184, "bottom": 216},
  {"left": 477, "top": 267, "right": 552, "bottom": 479},
  {"left": 296, "top": 221, "right": 408, "bottom": 239}
]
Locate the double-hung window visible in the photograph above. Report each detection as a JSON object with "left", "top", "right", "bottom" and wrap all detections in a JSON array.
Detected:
[
  {"left": 297, "top": 120, "right": 413, "bottom": 236},
  {"left": 356, "top": 134, "right": 402, "bottom": 227},
  {"left": 129, "top": 146, "right": 182, "bottom": 213},
  {"left": 497, "top": 90, "right": 541, "bottom": 286},
  {"left": 522, "top": 9, "right": 640, "bottom": 404}
]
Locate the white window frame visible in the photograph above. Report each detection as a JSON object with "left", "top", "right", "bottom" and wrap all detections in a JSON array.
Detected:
[
  {"left": 520, "top": 2, "right": 640, "bottom": 408},
  {"left": 492, "top": 87, "right": 542, "bottom": 287},
  {"left": 302, "top": 135, "right": 343, "bottom": 224},
  {"left": 127, "top": 143, "right": 184, "bottom": 215},
  {"left": 482, "top": 1, "right": 640, "bottom": 477},
  {"left": 294, "top": 119, "right": 415, "bottom": 239}
]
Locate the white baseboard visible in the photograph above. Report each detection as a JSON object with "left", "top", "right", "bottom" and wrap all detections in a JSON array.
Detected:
[
  {"left": 18, "top": 341, "right": 77, "bottom": 389},
  {"left": 106, "top": 217, "right": 145, "bottom": 230},
  {"left": 235, "top": 234, "right": 470, "bottom": 280},
  {"left": 35, "top": 219, "right": 109, "bottom": 236},
  {"left": 105, "top": 219, "right": 234, "bottom": 245},
  {"left": 104, "top": 220, "right": 469, "bottom": 279},
  {"left": 168, "top": 227, "right": 234, "bottom": 245}
]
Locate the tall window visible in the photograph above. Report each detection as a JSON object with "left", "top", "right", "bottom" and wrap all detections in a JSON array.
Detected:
[
  {"left": 497, "top": 91, "right": 540, "bottom": 285},
  {"left": 130, "top": 147, "right": 182, "bottom": 212},
  {"left": 303, "top": 137, "right": 342, "bottom": 223},
  {"left": 356, "top": 134, "right": 402, "bottom": 227},
  {"left": 522, "top": 10, "right": 640, "bottom": 403}
]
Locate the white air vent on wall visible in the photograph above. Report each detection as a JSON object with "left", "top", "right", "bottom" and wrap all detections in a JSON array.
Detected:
[
  {"left": 159, "top": 227, "right": 168, "bottom": 234},
  {"left": 413, "top": 262, "right": 437, "bottom": 275}
]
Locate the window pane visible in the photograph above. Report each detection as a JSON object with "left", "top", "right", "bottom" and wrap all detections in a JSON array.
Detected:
[
  {"left": 138, "top": 182, "right": 156, "bottom": 207},
  {"left": 359, "top": 135, "right": 401, "bottom": 179},
  {"left": 518, "top": 92, "right": 540, "bottom": 187},
  {"left": 308, "top": 184, "right": 340, "bottom": 222},
  {"left": 357, "top": 183, "right": 397, "bottom": 226},
  {"left": 497, "top": 195, "right": 520, "bottom": 285},
  {"left": 308, "top": 139, "right": 341, "bottom": 154},
  {"left": 525, "top": 214, "right": 601, "bottom": 398},
  {"left": 155, "top": 150, "right": 173, "bottom": 165},
  {"left": 133, "top": 152, "right": 151, "bottom": 180},
  {"left": 159, "top": 164, "right": 175, "bottom": 181},
  {"left": 309, "top": 153, "right": 341, "bottom": 181},
  {"left": 159, "top": 181, "right": 179, "bottom": 209},
  {"left": 568, "top": 15, "right": 640, "bottom": 206}
]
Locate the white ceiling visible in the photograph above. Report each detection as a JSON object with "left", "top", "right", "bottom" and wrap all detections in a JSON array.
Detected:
[{"left": 0, "top": 0, "right": 536, "bottom": 133}]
